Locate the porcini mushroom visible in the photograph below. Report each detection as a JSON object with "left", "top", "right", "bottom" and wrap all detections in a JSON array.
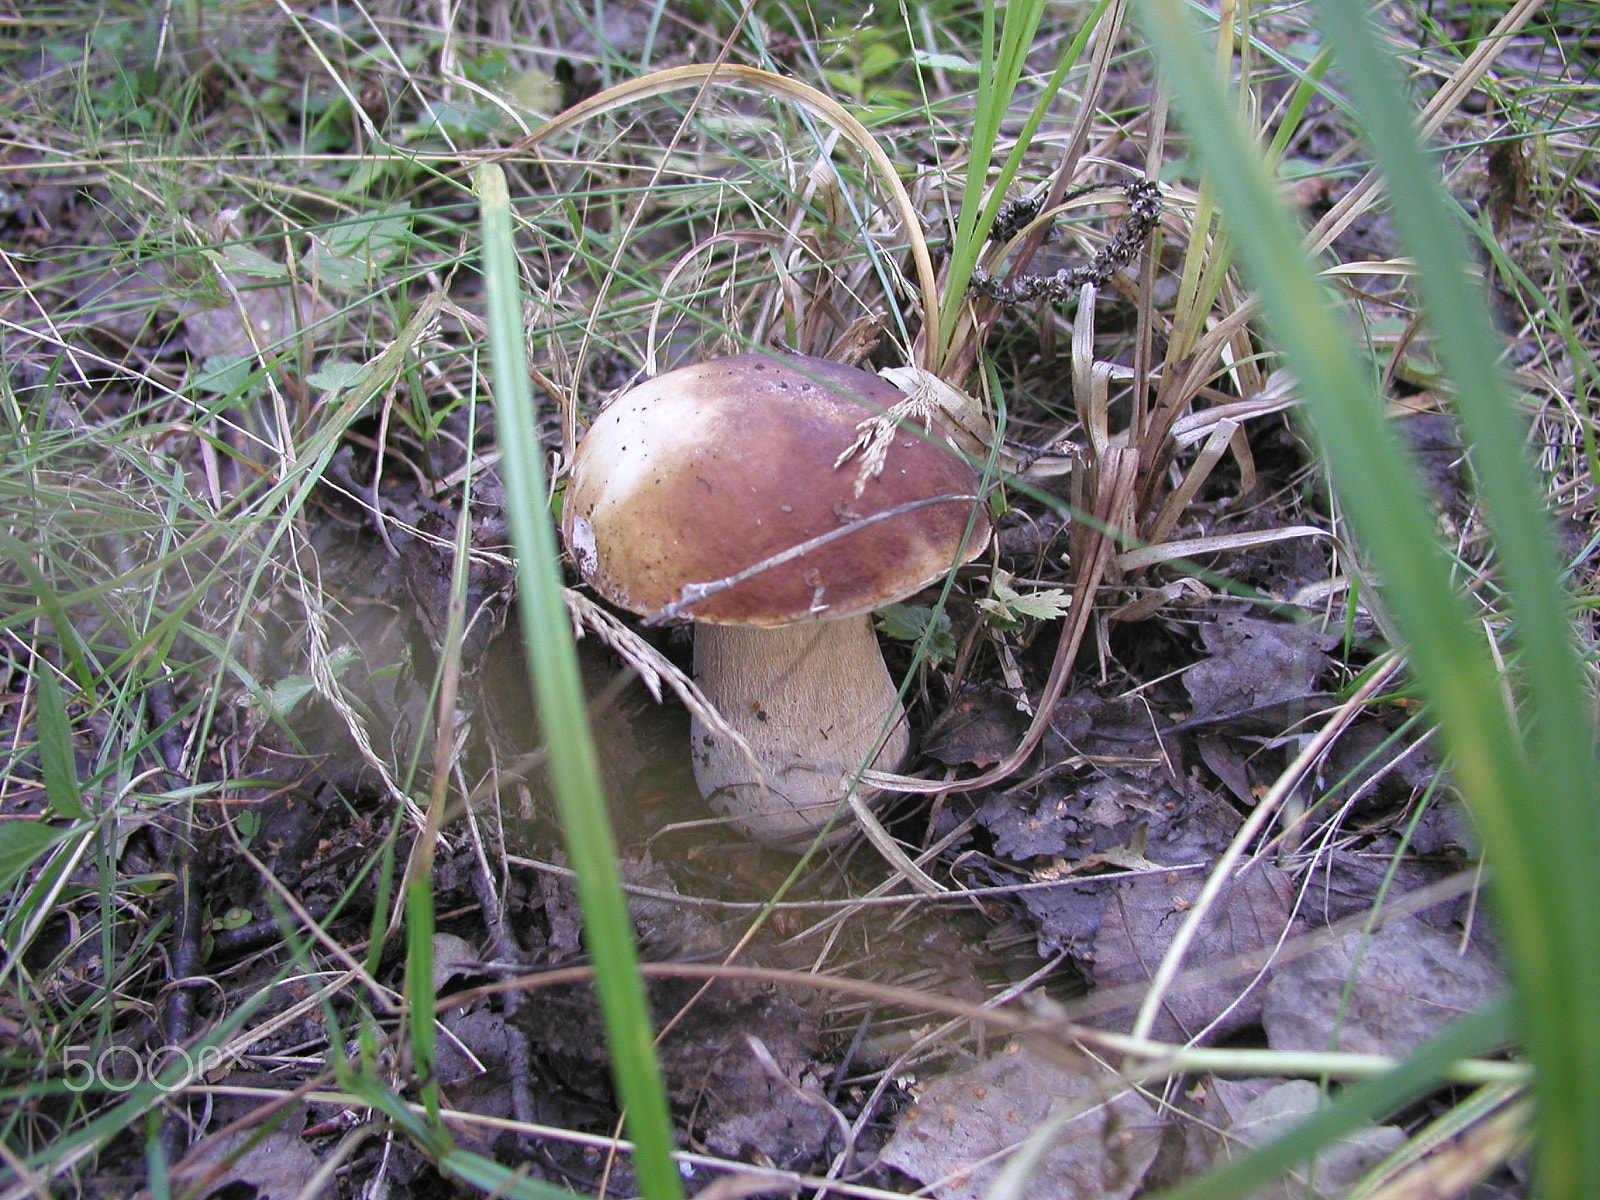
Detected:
[{"left": 562, "top": 353, "right": 989, "bottom": 844}]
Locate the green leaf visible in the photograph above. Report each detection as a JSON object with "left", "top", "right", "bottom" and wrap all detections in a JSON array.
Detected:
[
  {"left": 415, "top": 98, "right": 503, "bottom": 139},
  {"left": 193, "top": 353, "right": 254, "bottom": 397},
  {"left": 1000, "top": 590, "right": 1072, "bottom": 621},
  {"left": 262, "top": 649, "right": 353, "bottom": 718},
  {"left": 978, "top": 576, "right": 1073, "bottom": 628},
  {"left": 878, "top": 604, "right": 957, "bottom": 662},
  {"left": 858, "top": 40, "right": 901, "bottom": 80},
  {"left": 306, "top": 359, "right": 366, "bottom": 395},
  {"left": 217, "top": 243, "right": 288, "bottom": 278},
  {"left": 307, "top": 240, "right": 368, "bottom": 291},
  {"left": 33, "top": 668, "right": 86, "bottom": 818},
  {"left": 211, "top": 906, "right": 253, "bottom": 931},
  {"left": 318, "top": 207, "right": 413, "bottom": 262},
  {"left": 261, "top": 673, "right": 316, "bottom": 717},
  {"left": 913, "top": 49, "right": 978, "bottom": 73},
  {"left": 0, "top": 820, "right": 63, "bottom": 891}
]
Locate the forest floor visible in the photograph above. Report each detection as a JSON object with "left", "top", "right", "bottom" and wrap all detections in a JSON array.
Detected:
[{"left": 2, "top": 1, "right": 1595, "bottom": 1197}]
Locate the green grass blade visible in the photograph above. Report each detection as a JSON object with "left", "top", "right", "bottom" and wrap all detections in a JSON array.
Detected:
[
  {"left": 1309, "top": 0, "right": 1595, "bottom": 764},
  {"left": 342, "top": 1073, "right": 583, "bottom": 1200},
  {"left": 935, "top": 0, "right": 1111, "bottom": 370},
  {"left": 402, "top": 867, "right": 440, "bottom": 1127},
  {"left": 1135, "top": 0, "right": 1600, "bottom": 1195},
  {"left": 1310, "top": 7, "right": 1600, "bottom": 1191},
  {"left": 475, "top": 162, "right": 685, "bottom": 1200}
]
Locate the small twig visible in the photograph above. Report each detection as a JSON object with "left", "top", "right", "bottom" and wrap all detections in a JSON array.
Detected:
[
  {"left": 117, "top": 522, "right": 204, "bottom": 1161},
  {"left": 144, "top": 674, "right": 204, "bottom": 1165}
]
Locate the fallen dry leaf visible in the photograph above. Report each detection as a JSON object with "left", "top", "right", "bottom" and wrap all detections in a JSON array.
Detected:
[
  {"left": 187, "top": 1128, "right": 323, "bottom": 1200},
  {"left": 182, "top": 273, "right": 332, "bottom": 361},
  {"left": 1182, "top": 614, "right": 1334, "bottom": 726},
  {"left": 1089, "top": 860, "right": 1299, "bottom": 1043},
  {"left": 923, "top": 682, "right": 1030, "bottom": 768},
  {"left": 878, "top": 1041, "right": 1162, "bottom": 1200},
  {"left": 1262, "top": 915, "right": 1503, "bottom": 1056},
  {"left": 1192, "top": 1079, "right": 1406, "bottom": 1200}
]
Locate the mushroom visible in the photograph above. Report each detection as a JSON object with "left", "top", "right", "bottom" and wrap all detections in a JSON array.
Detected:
[{"left": 562, "top": 353, "right": 990, "bottom": 844}]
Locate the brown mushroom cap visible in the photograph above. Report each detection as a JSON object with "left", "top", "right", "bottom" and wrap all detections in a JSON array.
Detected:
[{"left": 563, "top": 354, "right": 990, "bottom": 626}]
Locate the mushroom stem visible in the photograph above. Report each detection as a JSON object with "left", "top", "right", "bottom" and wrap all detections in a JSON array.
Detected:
[{"left": 689, "top": 617, "right": 911, "bottom": 844}]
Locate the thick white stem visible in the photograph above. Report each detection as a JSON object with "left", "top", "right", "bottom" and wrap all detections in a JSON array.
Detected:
[{"left": 689, "top": 618, "right": 910, "bottom": 845}]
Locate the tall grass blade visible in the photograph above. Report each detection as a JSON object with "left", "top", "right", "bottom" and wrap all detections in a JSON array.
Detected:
[
  {"left": 933, "top": 0, "right": 1114, "bottom": 372},
  {"left": 343, "top": 1074, "right": 584, "bottom": 1200},
  {"left": 475, "top": 162, "right": 685, "bottom": 1200},
  {"left": 1310, "top": 7, "right": 1600, "bottom": 1190},
  {"left": 1135, "top": 0, "right": 1600, "bottom": 1195}
]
